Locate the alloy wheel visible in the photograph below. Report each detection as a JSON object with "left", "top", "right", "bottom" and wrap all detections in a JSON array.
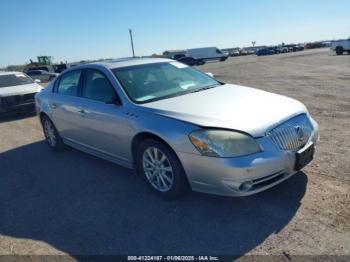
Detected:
[
  {"left": 44, "top": 119, "right": 56, "bottom": 147},
  {"left": 142, "top": 147, "right": 174, "bottom": 192}
]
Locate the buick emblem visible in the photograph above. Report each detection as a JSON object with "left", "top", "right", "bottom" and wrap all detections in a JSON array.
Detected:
[{"left": 295, "top": 126, "right": 304, "bottom": 141}]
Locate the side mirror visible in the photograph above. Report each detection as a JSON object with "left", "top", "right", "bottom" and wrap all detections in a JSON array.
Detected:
[
  {"left": 206, "top": 72, "right": 214, "bottom": 78},
  {"left": 34, "top": 79, "right": 41, "bottom": 83}
]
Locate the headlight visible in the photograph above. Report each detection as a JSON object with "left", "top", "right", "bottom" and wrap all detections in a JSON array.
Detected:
[{"left": 189, "top": 129, "right": 261, "bottom": 157}]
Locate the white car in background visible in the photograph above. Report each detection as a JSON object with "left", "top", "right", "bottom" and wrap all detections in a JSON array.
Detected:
[
  {"left": 231, "top": 49, "right": 241, "bottom": 56},
  {"left": 26, "top": 70, "right": 59, "bottom": 82},
  {"left": 0, "top": 71, "right": 43, "bottom": 115}
]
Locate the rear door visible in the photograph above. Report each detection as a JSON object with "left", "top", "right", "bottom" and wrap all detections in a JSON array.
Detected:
[{"left": 49, "top": 69, "right": 84, "bottom": 142}]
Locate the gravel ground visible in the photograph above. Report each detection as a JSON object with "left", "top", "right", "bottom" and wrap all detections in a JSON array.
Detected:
[{"left": 0, "top": 48, "right": 349, "bottom": 260}]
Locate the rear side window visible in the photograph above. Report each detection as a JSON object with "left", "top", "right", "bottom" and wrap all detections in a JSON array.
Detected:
[
  {"left": 57, "top": 70, "right": 81, "bottom": 96},
  {"left": 82, "top": 70, "right": 116, "bottom": 103}
]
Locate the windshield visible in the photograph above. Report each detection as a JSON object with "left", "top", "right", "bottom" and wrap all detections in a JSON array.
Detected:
[
  {"left": 112, "top": 62, "right": 220, "bottom": 103},
  {"left": 0, "top": 73, "right": 33, "bottom": 88}
]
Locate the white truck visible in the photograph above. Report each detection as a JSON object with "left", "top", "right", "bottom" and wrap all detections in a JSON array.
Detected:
[
  {"left": 186, "top": 47, "right": 228, "bottom": 62},
  {"left": 331, "top": 38, "right": 350, "bottom": 55}
]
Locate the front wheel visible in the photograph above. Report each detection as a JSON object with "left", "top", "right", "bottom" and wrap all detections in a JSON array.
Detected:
[
  {"left": 136, "top": 139, "right": 188, "bottom": 199},
  {"left": 335, "top": 46, "right": 344, "bottom": 55}
]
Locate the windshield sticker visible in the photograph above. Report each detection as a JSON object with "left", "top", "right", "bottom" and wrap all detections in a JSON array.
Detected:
[{"left": 170, "top": 62, "right": 188, "bottom": 69}]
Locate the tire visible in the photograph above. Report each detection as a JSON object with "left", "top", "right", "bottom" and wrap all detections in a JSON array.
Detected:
[
  {"left": 41, "top": 115, "right": 65, "bottom": 151},
  {"left": 136, "top": 138, "right": 188, "bottom": 199},
  {"left": 335, "top": 46, "right": 344, "bottom": 55}
]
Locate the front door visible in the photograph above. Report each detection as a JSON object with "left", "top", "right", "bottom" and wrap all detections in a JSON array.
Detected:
[{"left": 72, "top": 69, "right": 133, "bottom": 165}]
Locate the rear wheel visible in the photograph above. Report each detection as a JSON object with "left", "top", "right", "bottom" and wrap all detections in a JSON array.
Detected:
[
  {"left": 41, "top": 115, "right": 65, "bottom": 151},
  {"left": 136, "top": 139, "right": 188, "bottom": 199},
  {"left": 335, "top": 46, "right": 344, "bottom": 55}
]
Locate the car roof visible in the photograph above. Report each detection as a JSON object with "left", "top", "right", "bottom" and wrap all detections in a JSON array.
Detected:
[
  {"left": 85, "top": 57, "right": 174, "bottom": 70},
  {"left": 0, "top": 71, "right": 24, "bottom": 76}
]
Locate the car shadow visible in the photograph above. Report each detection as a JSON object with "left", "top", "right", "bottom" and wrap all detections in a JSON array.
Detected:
[
  {"left": 0, "top": 111, "right": 36, "bottom": 124},
  {"left": 0, "top": 141, "right": 308, "bottom": 258}
]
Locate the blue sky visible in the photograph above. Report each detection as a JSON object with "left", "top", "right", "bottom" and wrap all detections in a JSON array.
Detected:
[{"left": 1, "top": 0, "right": 349, "bottom": 67}]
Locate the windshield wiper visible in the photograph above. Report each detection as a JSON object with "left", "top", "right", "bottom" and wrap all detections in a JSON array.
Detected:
[{"left": 189, "top": 84, "right": 220, "bottom": 93}]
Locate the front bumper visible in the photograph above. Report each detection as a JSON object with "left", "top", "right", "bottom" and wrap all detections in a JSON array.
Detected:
[
  {"left": 177, "top": 135, "right": 316, "bottom": 197},
  {"left": 0, "top": 93, "right": 36, "bottom": 115}
]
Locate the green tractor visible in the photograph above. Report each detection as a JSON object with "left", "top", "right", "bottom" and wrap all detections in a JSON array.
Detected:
[{"left": 25, "top": 56, "right": 67, "bottom": 73}]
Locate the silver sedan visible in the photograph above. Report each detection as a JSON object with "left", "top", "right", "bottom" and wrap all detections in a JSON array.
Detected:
[{"left": 35, "top": 58, "right": 319, "bottom": 198}]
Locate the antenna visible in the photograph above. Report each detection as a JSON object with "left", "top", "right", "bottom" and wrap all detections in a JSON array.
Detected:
[{"left": 129, "top": 29, "right": 135, "bottom": 57}]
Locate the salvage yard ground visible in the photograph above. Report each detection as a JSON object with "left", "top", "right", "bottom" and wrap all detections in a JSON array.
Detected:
[{"left": 0, "top": 48, "right": 349, "bottom": 258}]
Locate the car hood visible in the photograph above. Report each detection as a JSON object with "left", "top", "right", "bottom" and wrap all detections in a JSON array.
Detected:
[
  {"left": 139, "top": 84, "right": 307, "bottom": 137},
  {"left": 0, "top": 83, "right": 43, "bottom": 97}
]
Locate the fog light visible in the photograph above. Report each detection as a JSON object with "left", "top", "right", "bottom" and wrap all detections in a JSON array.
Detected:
[{"left": 239, "top": 181, "right": 253, "bottom": 192}]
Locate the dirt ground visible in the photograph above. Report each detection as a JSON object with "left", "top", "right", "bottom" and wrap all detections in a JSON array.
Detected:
[{"left": 0, "top": 48, "right": 349, "bottom": 260}]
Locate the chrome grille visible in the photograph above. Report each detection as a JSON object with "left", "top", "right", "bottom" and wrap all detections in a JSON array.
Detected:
[
  {"left": 2, "top": 93, "right": 35, "bottom": 106},
  {"left": 267, "top": 114, "right": 314, "bottom": 151}
]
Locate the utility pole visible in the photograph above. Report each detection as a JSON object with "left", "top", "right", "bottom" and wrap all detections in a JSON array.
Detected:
[{"left": 129, "top": 29, "right": 135, "bottom": 57}]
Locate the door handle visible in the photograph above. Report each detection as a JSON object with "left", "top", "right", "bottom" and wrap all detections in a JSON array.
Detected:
[
  {"left": 78, "top": 109, "right": 87, "bottom": 117},
  {"left": 51, "top": 103, "right": 57, "bottom": 109}
]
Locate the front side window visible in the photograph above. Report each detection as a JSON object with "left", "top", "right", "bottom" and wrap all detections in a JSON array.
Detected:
[
  {"left": 0, "top": 73, "right": 33, "bottom": 88},
  {"left": 82, "top": 70, "right": 117, "bottom": 103},
  {"left": 57, "top": 70, "right": 81, "bottom": 96},
  {"left": 112, "top": 62, "right": 220, "bottom": 103}
]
